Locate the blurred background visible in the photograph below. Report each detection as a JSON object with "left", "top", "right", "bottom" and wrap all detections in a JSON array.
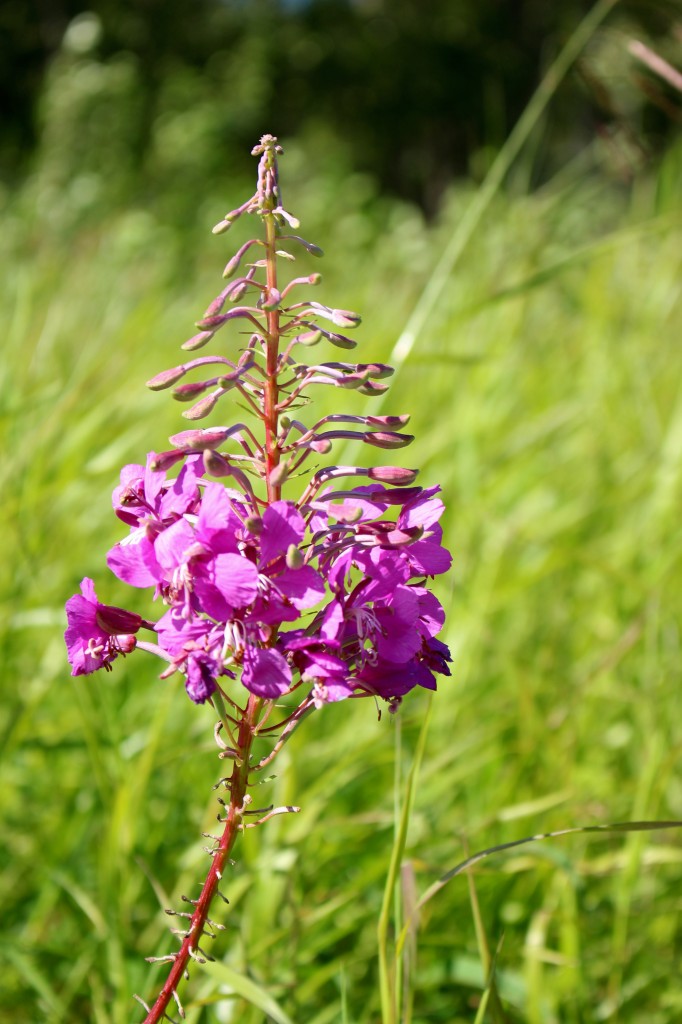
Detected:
[{"left": 2, "top": 1, "right": 682, "bottom": 1022}]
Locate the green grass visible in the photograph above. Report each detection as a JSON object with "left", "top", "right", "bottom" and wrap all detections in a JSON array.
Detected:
[{"left": 1, "top": 131, "right": 682, "bottom": 1023}]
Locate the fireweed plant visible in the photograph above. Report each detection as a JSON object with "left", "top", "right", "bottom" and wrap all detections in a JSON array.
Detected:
[{"left": 65, "top": 135, "right": 452, "bottom": 1021}]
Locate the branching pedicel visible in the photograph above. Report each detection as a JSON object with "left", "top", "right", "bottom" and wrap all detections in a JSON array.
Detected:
[{"left": 65, "top": 136, "right": 452, "bottom": 1022}]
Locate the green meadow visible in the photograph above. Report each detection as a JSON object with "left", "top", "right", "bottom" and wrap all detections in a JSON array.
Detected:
[{"left": 2, "top": 102, "right": 682, "bottom": 1024}]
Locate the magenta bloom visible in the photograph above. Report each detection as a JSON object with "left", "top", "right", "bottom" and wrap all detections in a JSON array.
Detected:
[
  {"left": 65, "top": 578, "right": 142, "bottom": 675},
  {"left": 65, "top": 135, "right": 453, "bottom": 712}
]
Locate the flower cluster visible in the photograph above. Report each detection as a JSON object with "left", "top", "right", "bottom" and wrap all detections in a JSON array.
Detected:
[{"left": 65, "top": 135, "right": 452, "bottom": 713}]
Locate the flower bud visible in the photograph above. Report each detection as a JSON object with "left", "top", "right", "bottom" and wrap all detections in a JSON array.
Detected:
[
  {"left": 274, "top": 207, "right": 300, "bottom": 229},
  {"left": 367, "top": 466, "right": 419, "bottom": 485},
  {"left": 212, "top": 218, "right": 233, "bottom": 235},
  {"left": 117, "top": 634, "right": 138, "bottom": 654},
  {"left": 358, "top": 362, "right": 394, "bottom": 379},
  {"left": 182, "top": 330, "right": 215, "bottom": 352},
  {"left": 357, "top": 380, "right": 389, "bottom": 396},
  {"left": 223, "top": 253, "right": 242, "bottom": 279},
  {"left": 95, "top": 605, "right": 142, "bottom": 636},
  {"left": 173, "top": 381, "right": 211, "bottom": 402},
  {"left": 285, "top": 235, "right": 324, "bottom": 257},
  {"left": 365, "top": 431, "right": 415, "bottom": 449},
  {"left": 296, "top": 330, "right": 322, "bottom": 347},
  {"left": 310, "top": 439, "right": 333, "bottom": 454},
  {"left": 146, "top": 366, "right": 187, "bottom": 390},
  {"left": 325, "top": 332, "right": 357, "bottom": 350},
  {"left": 203, "top": 292, "right": 228, "bottom": 319},
  {"left": 182, "top": 393, "right": 219, "bottom": 420},
  {"left": 150, "top": 449, "right": 187, "bottom": 472},
  {"left": 286, "top": 544, "right": 304, "bottom": 569},
  {"left": 379, "top": 526, "right": 424, "bottom": 547},
  {"left": 244, "top": 515, "right": 263, "bottom": 535},
  {"left": 328, "top": 503, "right": 363, "bottom": 523},
  {"left": 331, "top": 309, "right": 361, "bottom": 328},
  {"left": 203, "top": 449, "right": 231, "bottom": 477},
  {"left": 170, "top": 427, "right": 233, "bottom": 449},
  {"left": 366, "top": 486, "right": 422, "bottom": 504},
  {"left": 335, "top": 374, "right": 364, "bottom": 390},
  {"left": 229, "top": 281, "right": 248, "bottom": 303},
  {"left": 367, "top": 414, "right": 411, "bottom": 427},
  {"left": 260, "top": 288, "right": 281, "bottom": 311},
  {"left": 269, "top": 462, "right": 290, "bottom": 487}
]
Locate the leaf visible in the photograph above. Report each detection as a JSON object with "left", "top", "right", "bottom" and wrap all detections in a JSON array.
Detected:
[{"left": 198, "top": 960, "right": 295, "bottom": 1024}]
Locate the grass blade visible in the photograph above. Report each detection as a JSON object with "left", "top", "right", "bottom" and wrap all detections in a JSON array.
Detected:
[{"left": 377, "top": 698, "right": 433, "bottom": 1024}]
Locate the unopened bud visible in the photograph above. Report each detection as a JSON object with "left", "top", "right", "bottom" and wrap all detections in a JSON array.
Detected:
[
  {"left": 368, "top": 466, "right": 419, "bottom": 485},
  {"left": 358, "top": 362, "right": 394, "bottom": 379},
  {"left": 367, "top": 414, "right": 411, "bottom": 427},
  {"left": 229, "top": 282, "right": 248, "bottom": 303},
  {"left": 335, "top": 374, "right": 364, "bottom": 390},
  {"left": 274, "top": 207, "right": 300, "bottom": 230},
  {"left": 212, "top": 218, "right": 233, "bottom": 235},
  {"left": 380, "top": 526, "right": 424, "bottom": 547},
  {"left": 308, "top": 273, "right": 322, "bottom": 285},
  {"left": 260, "top": 288, "right": 281, "bottom": 311},
  {"left": 296, "top": 330, "right": 322, "bottom": 347},
  {"left": 365, "top": 431, "right": 414, "bottom": 450},
  {"left": 183, "top": 393, "right": 219, "bottom": 420},
  {"left": 203, "top": 449, "right": 232, "bottom": 477},
  {"left": 286, "top": 235, "right": 324, "bottom": 258},
  {"left": 310, "top": 438, "right": 333, "bottom": 454},
  {"left": 269, "top": 462, "right": 290, "bottom": 487},
  {"left": 96, "top": 606, "right": 142, "bottom": 636},
  {"left": 367, "top": 486, "right": 422, "bottom": 504},
  {"left": 203, "top": 293, "right": 228, "bottom": 319},
  {"left": 146, "top": 366, "right": 187, "bottom": 390},
  {"left": 285, "top": 544, "right": 304, "bottom": 569},
  {"left": 170, "top": 427, "right": 232, "bottom": 449},
  {"left": 357, "top": 380, "right": 389, "bottom": 396},
  {"left": 326, "top": 333, "right": 357, "bottom": 350},
  {"left": 222, "top": 253, "right": 242, "bottom": 279},
  {"left": 328, "top": 503, "right": 363, "bottom": 524},
  {"left": 182, "top": 330, "right": 215, "bottom": 352},
  {"left": 331, "top": 309, "right": 362, "bottom": 328},
  {"left": 173, "top": 381, "right": 210, "bottom": 402},
  {"left": 150, "top": 449, "right": 186, "bottom": 472}
]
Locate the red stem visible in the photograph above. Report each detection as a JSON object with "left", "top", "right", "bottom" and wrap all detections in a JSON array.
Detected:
[{"left": 142, "top": 694, "right": 263, "bottom": 1023}]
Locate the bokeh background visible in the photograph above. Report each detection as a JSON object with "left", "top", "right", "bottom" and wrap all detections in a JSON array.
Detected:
[{"left": 2, "top": 1, "right": 682, "bottom": 1021}]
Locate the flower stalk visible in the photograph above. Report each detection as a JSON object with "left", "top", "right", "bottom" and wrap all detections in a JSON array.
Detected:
[{"left": 65, "top": 135, "right": 453, "bottom": 1018}]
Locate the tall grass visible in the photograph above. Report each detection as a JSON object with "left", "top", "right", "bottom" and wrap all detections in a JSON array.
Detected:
[{"left": 1, "top": 117, "right": 682, "bottom": 1022}]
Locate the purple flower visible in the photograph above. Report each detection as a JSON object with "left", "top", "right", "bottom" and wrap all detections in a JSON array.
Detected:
[
  {"left": 65, "top": 578, "right": 142, "bottom": 675},
  {"left": 66, "top": 136, "right": 453, "bottom": 713}
]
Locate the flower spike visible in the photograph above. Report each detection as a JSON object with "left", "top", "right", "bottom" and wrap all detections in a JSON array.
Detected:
[{"left": 64, "top": 135, "right": 452, "bottom": 1024}]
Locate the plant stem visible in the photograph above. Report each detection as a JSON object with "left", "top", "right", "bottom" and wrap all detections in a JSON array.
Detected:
[
  {"left": 264, "top": 211, "right": 282, "bottom": 503},
  {"left": 142, "top": 694, "right": 264, "bottom": 1023}
]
